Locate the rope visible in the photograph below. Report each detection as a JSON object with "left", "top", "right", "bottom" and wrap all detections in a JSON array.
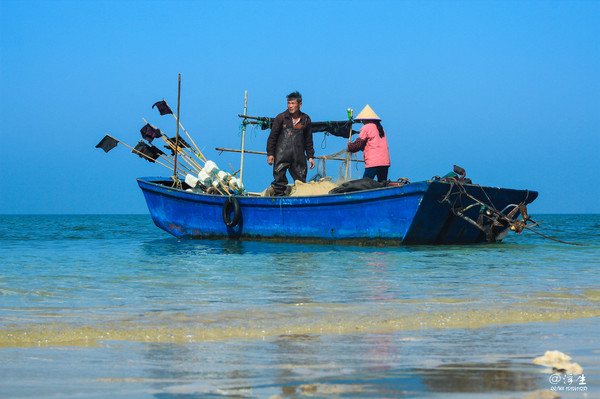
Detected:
[
  {"left": 326, "top": 147, "right": 349, "bottom": 159},
  {"left": 437, "top": 179, "right": 586, "bottom": 245},
  {"left": 309, "top": 173, "right": 324, "bottom": 182},
  {"left": 521, "top": 225, "right": 588, "bottom": 246},
  {"left": 238, "top": 123, "right": 260, "bottom": 138},
  {"left": 478, "top": 185, "right": 497, "bottom": 212}
]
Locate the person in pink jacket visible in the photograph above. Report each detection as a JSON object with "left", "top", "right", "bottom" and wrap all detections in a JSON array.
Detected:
[{"left": 347, "top": 104, "right": 391, "bottom": 181}]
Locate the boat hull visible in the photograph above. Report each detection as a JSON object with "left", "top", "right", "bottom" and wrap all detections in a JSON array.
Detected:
[{"left": 137, "top": 177, "right": 537, "bottom": 245}]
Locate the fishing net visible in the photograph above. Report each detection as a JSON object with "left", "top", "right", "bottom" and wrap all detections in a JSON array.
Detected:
[
  {"left": 235, "top": 118, "right": 363, "bottom": 196},
  {"left": 258, "top": 146, "right": 362, "bottom": 197},
  {"left": 308, "top": 146, "right": 362, "bottom": 184}
]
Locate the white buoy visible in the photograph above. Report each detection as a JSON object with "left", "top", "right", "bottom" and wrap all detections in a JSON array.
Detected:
[
  {"left": 204, "top": 160, "right": 219, "bottom": 175},
  {"left": 217, "top": 170, "right": 229, "bottom": 181},
  {"left": 198, "top": 169, "right": 212, "bottom": 185},
  {"left": 185, "top": 174, "right": 199, "bottom": 188}
]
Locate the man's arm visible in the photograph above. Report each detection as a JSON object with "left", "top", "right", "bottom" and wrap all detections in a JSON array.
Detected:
[
  {"left": 303, "top": 116, "right": 315, "bottom": 159},
  {"left": 303, "top": 116, "right": 315, "bottom": 169},
  {"left": 266, "top": 114, "right": 283, "bottom": 164}
]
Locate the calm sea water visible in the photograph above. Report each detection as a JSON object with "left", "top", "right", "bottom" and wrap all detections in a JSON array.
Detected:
[{"left": 0, "top": 214, "right": 598, "bottom": 398}]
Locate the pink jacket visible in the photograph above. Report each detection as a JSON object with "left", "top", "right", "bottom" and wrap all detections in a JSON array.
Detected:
[{"left": 352, "top": 123, "right": 391, "bottom": 168}]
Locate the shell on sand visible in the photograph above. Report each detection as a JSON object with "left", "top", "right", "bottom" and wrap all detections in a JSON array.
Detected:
[{"left": 533, "top": 350, "right": 583, "bottom": 374}]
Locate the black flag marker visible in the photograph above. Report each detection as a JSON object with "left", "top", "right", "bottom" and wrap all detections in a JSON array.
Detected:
[
  {"left": 165, "top": 135, "right": 190, "bottom": 148},
  {"left": 140, "top": 123, "right": 162, "bottom": 143},
  {"left": 152, "top": 100, "right": 173, "bottom": 115},
  {"left": 132, "top": 141, "right": 164, "bottom": 162},
  {"left": 95, "top": 135, "right": 118, "bottom": 153},
  {"left": 164, "top": 136, "right": 190, "bottom": 156}
]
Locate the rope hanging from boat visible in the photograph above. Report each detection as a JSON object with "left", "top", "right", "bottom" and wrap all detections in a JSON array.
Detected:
[
  {"left": 438, "top": 180, "right": 531, "bottom": 242},
  {"left": 438, "top": 178, "right": 585, "bottom": 246},
  {"left": 518, "top": 225, "right": 586, "bottom": 246}
]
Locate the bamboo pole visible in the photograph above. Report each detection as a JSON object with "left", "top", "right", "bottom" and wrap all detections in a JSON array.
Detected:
[
  {"left": 154, "top": 145, "right": 195, "bottom": 175},
  {"left": 143, "top": 114, "right": 231, "bottom": 194},
  {"left": 158, "top": 145, "right": 196, "bottom": 176},
  {"left": 106, "top": 134, "right": 178, "bottom": 174},
  {"left": 215, "top": 147, "right": 364, "bottom": 162},
  {"left": 237, "top": 114, "right": 272, "bottom": 122},
  {"left": 163, "top": 100, "right": 207, "bottom": 163},
  {"left": 240, "top": 91, "right": 248, "bottom": 185},
  {"left": 142, "top": 118, "right": 202, "bottom": 174},
  {"left": 344, "top": 108, "right": 354, "bottom": 180},
  {"left": 166, "top": 136, "right": 230, "bottom": 194},
  {"left": 229, "top": 163, "right": 240, "bottom": 176},
  {"left": 161, "top": 135, "right": 202, "bottom": 173},
  {"left": 162, "top": 131, "right": 228, "bottom": 194},
  {"left": 172, "top": 74, "right": 182, "bottom": 184}
]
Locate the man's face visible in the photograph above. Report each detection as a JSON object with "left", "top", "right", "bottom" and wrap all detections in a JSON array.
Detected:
[{"left": 287, "top": 100, "right": 301, "bottom": 114}]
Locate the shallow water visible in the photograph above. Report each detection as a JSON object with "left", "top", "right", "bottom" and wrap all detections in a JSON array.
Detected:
[{"left": 0, "top": 214, "right": 598, "bottom": 398}]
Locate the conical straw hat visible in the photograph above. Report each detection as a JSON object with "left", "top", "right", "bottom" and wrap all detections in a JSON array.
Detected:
[{"left": 354, "top": 104, "right": 381, "bottom": 121}]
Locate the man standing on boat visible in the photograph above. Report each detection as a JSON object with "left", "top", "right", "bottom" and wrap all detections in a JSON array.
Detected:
[{"left": 266, "top": 91, "right": 315, "bottom": 196}]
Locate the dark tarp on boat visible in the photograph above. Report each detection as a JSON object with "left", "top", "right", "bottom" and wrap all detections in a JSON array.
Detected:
[
  {"left": 329, "top": 178, "right": 386, "bottom": 194},
  {"left": 253, "top": 117, "right": 359, "bottom": 138},
  {"left": 312, "top": 120, "right": 359, "bottom": 138}
]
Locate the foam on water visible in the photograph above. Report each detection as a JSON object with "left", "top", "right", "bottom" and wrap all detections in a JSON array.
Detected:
[{"left": 2, "top": 301, "right": 599, "bottom": 347}]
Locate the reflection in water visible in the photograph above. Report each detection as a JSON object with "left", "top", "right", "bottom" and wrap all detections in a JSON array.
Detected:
[
  {"left": 272, "top": 334, "right": 323, "bottom": 394},
  {"left": 363, "top": 253, "right": 396, "bottom": 302},
  {"left": 419, "top": 361, "right": 541, "bottom": 393}
]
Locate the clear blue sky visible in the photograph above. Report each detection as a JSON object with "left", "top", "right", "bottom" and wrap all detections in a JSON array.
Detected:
[{"left": 1, "top": 0, "right": 598, "bottom": 214}]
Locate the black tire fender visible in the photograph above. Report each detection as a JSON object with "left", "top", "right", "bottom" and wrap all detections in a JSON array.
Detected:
[{"left": 222, "top": 196, "right": 241, "bottom": 227}]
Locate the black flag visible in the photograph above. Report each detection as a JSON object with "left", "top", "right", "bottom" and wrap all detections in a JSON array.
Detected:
[
  {"left": 132, "top": 141, "right": 164, "bottom": 163},
  {"left": 165, "top": 135, "right": 190, "bottom": 148},
  {"left": 95, "top": 135, "right": 118, "bottom": 153},
  {"left": 152, "top": 100, "right": 173, "bottom": 115},
  {"left": 140, "top": 123, "right": 162, "bottom": 143},
  {"left": 164, "top": 136, "right": 191, "bottom": 156}
]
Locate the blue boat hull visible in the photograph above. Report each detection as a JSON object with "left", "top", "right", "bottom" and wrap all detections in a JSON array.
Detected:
[{"left": 137, "top": 177, "right": 537, "bottom": 245}]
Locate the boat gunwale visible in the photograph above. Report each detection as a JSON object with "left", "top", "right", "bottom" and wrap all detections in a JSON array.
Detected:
[
  {"left": 137, "top": 176, "right": 538, "bottom": 206},
  {"left": 136, "top": 176, "right": 432, "bottom": 206}
]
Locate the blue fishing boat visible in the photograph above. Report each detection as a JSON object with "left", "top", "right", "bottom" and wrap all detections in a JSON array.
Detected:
[{"left": 137, "top": 176, "right": 537, "bottom": 245}]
